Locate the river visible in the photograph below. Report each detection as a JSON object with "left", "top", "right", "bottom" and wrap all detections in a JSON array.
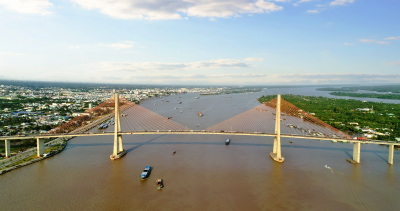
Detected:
[{"left": 0, "top": 91, "right": 399, "bottom": 210}]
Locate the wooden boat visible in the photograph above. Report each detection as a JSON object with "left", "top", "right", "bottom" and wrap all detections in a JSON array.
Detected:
[{"left": 156, "top": 179, "right": 164, "bottom": 190}]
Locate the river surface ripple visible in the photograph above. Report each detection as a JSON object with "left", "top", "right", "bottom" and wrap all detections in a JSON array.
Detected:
[{"left": 0, "top": 91, "right": 399, "bottom": 211}]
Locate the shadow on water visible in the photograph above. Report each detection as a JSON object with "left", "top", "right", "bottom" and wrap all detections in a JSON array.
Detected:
[
  {"left": 65, "top": 139, "right": 391, "bottom": 156},
  {"left": 374, "top": 152, "right": 388, "bottom": 163},
  {"left": 65, "top": 140, "right": 391, "bottom": 159},
  {"left": 125, "top": 135, "right": 165, "bottom": 153},
  {"left": 344, "top": 151, "right": 352, "bottom": 159}
]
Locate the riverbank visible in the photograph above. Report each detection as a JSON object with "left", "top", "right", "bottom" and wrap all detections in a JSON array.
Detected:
[
  {"left": 0, "top": 138, "right": 68, "bottom": 175},
  {"left": 258, "top": 94, "right": 400, "bottom": 141},
  {"left": 0, "top": 102, "right": 136, "bottom": 175},
  {"left": 329, "top": 92, "right": 400, "bottom": 100}
]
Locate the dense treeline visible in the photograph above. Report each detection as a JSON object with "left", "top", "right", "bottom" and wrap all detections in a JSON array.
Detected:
[
  {"left": 258, "top": 95, "right": 400, "bottom": 141},
  {"left": 317, "top": 85, "right": 400, "bottom": 93},
  {"left": 330, "top": 92, "right": 400, "bottom": 100},
  {"left": 0, "top": 97, "right": 55, "bottom": 111},
  {"left": 0, "top": 117, "right": 32, "bottom": 127}
]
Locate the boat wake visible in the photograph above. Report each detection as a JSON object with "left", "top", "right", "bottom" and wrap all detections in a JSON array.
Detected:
[{"left": 324, "top": 165, "right": 334, "bottom": 174}]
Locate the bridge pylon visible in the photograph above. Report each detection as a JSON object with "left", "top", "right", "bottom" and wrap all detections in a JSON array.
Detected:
[
  {"left": 110, "top": 93, "right": 126, "bottom": 160},
  {"left": 270, "top": 94, "right": 284, "bottom": 162}
]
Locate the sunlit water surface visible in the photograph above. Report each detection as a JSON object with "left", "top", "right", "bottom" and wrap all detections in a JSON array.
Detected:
[{"left": 0, "top": 90, "right": 399, "bottom": 211}]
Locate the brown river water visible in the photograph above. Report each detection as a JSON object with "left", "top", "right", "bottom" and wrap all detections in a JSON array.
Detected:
[{"left": 0, "top": 92, "right": 399, "bottom": 211}]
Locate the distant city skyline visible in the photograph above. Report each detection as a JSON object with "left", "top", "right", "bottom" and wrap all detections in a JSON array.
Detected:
[{"left": 0, "top": 0, "right": 399, "bottom": 85}]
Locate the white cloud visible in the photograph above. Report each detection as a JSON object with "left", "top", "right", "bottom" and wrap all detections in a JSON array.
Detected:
[
  {"left": 0, "top": 0, "right": 53, "bottom": 15},
  {"left": 244, "top": 57, "right": 264, "bottom": 61},
  {"left": 69, "top": 46, "right": 81, "bottom": 49},
  {"left": 134, "top": 73, "right": 266, "bottom": 79},
  {"left": 293, "top": 0, "right": 313, "bottom": 6},
  {"left": 343, "top": 43, "right": 354, "bottom": 45},
  {"left": 71, "top": 0, "right": 283, "bottom": 20},
  {"left": 359, "top": 39, "right": 390, "bottom": 44},
  {"left": 0, "top": 51, "right": 25, "bottom": 56},
  {"left": 384, "top": 36, "right": 400, "bottom": 40},
  {"left": 387, "top": 60, "right": 400, "bottom": 65},
  {"left": 330, "top": 0, "right": 354, "bottom": 6},
  {"left": 306, "top": 9, "right": 319, "bottom": 13},
  {"left": 376, "top": 41, "right": 390, "bottom": 44},
  {"left": 99, "top": 59, "right": 254, "bottom": 71},
  {"left": 359, "top": 39, "right": 375, "bottom": 43},
  {"left": 98, "top": 43, "right": 134, "bottom": 49}
]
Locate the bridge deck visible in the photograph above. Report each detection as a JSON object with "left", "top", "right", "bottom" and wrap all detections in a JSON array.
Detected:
[{"left": 1, "top": 131, "right": 399, "bottom": 146}]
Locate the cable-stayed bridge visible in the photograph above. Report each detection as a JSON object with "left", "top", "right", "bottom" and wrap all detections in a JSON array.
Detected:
[{"left": 1, "top": 94, "right": 398, "bottom": 165}]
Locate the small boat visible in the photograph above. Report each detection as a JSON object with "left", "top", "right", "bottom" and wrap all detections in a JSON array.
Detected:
[
  {"left": 140, "top": 166, "right": 152, "bottom": 180},
  {"left": 195, "top": 97, "right": 199, "bottom": 99},
  {"left": 168, "top": 117, "right": 172, "bottom": 119},
  {"left": 225, "top": 138, "right": 230, "bottom": 145},
  {"left": 172, "top": 151, "right": 176, "bottom": 155},
  {"left": 178, "top": 102, "right": 182, "bottom": 104},
  {"left": 199, "top": 112, "right": 203, "bottom": 117},
  {"left": 156, "top": 179, "right": 164, "bottom": 190},
  {"left": 180, "top": 111, "right": 182, "bottom": 113},
  {"left": 289, "top": 141, "right": 292, "bottom": 143},
  {"left": 154, "top": 103, "right": 156, "bottom": 105},
  {"left": 175, "top": 107, "right": 179, "bottom": 109},
  {"left": 331, "top": 140, "right": 337, "bottom": 143},
  {"left": 233, "top": 103, "right": 235, "bottom": 106}
]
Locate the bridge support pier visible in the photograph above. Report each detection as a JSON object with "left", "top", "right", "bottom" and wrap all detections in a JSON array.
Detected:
[
  {"left": 388, "top": 144, "right": 394, "bottom": 165},
  {"left": 5, "top": 139, "right": 10, "bottom": 158},
  {"left": 37, "top": 138, "right": 44, "bottom": 157},
  {"left": 110, "top": 93, "right": 126, "bottom": 160},
  {"left": 270, "top": 94, "right": 284, "bottom": 163},
  {"left": 349, "top": 142, "right": 361, "bottom": 163}
]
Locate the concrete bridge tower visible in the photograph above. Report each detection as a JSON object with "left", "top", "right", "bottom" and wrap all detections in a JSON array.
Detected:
[
  {"left": 110, "top": 93, "right": 126, "bottom": 160},
  {"left": 270, "top": 94, "right": 285, "bottom": 162}
]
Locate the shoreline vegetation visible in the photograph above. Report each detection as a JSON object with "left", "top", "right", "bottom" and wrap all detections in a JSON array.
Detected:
[
  {"left": 329, "top": 92, "right": 400, "bottom": 100},
  {"left": 258, "top": 94, "right": 400, "bottom": 141},
  {"left": 316, "top": 85, "right": 400, "bottom": 93},
  {"left": 0, "top": 138, "right": 68, "bottom": 175}
]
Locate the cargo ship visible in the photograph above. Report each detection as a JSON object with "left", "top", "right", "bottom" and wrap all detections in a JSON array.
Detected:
[{"left": 199, "top": 112, "right": 203, "bottom": 117}]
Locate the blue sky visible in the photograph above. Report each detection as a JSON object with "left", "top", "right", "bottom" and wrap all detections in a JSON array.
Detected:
[{"left": 0, "top": 0, "right": 399, "bottom": 85}]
